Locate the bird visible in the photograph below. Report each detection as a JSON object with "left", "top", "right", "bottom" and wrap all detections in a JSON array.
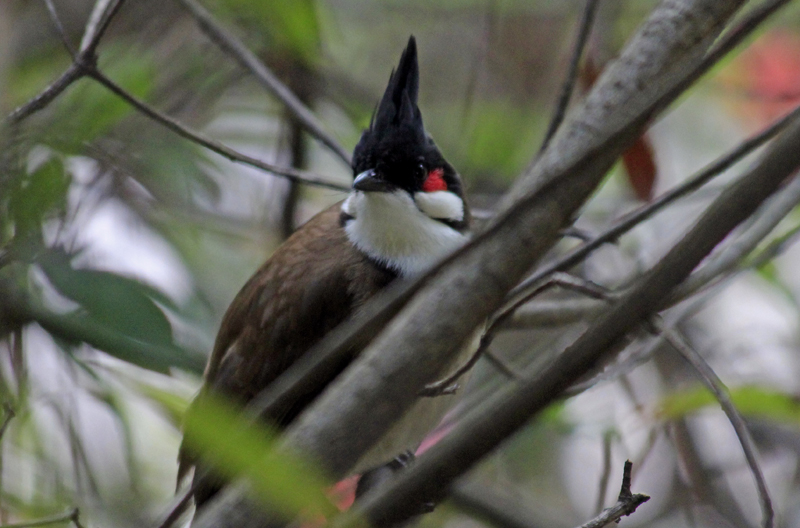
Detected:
[{"left": 179, "top": 35, "right": 473, "bottom": 514}]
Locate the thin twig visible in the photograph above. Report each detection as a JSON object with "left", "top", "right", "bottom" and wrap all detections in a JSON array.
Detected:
[
  {"left": 6, "top": 65, "right": 84, "bottom": 124},
  {"left": 0, "top": 508, "right": 82, "bottom": 528},
  {"left": 78, "top": 0, "right": 124, "bottom": 56},
  {"left": 0, "top": 403, "right": 15, "bottom": 441},
  {"left": 482, "top": 351, "right": 518, "bottom": 380},
  {"left": 579, "top": 461, "right": 649, "bottom": 528},
  {"left": 42, "top": 0, "right": 76, "bottom": 59},
  {"left": 175, "top": 0, "right": 351, "bottom": 165},
  {"left": 6, "top": 0, "right": 127, "bottom": 124},
  {"left": 156, "top": 487, "right": 196, "bottom": 528},
  {"left": 510, "top": 99, "right": 800, "bottom": 303},
  {"left": 422, "top": 273, "right": 610, "bottom": 394},
  {"left": 594, "top": 432, "right": 614, "bottom": 515},
  {"left": 704, "top": 0, "right": 791, "bottom": 68},
  {"left": 540, "top": 0, "right": 602, "bottom": 152},
  {"left": 663, "top": 328, "right": 774, "bottom": 528},
  {"left": 85, "top": 68, "right": 349, "bottom": 191}
]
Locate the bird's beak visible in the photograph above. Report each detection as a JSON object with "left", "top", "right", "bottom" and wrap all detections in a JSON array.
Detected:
[{"left": 353, "top": 169, "right": 393, "bottom": 193}]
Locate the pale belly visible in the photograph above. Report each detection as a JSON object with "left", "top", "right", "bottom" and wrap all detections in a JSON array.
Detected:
[{"left": 351, "top": 326, "right": 483, "bottom": 473}]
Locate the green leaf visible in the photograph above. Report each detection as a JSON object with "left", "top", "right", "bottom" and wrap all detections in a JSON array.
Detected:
[
  {"left": 8, "top": 155, "right": 70, "bottom": 236},
  {"left": 182, "top": 393, "right": 336, "bottom": 520},
  {"left": 658, "top": 385, "right": 800, "bottom": 426},
  {"left": 42, "top": 267, "right": 174, "bottom": 349}
]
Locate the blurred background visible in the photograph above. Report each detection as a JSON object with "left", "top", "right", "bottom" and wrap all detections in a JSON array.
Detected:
[{"left": 3, "top": 0, "right": 800, "bottom": 527}]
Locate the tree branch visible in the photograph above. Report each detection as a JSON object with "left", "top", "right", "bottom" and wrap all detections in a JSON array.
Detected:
[
  {"left": 510, "top": 99, "right": 800, "bottom": 306},
  {"left": 0, "top": 508, "right": 83, "bottom": 528},
  {"left": 663, "top": 329, "right": 774, "bottom": 528},
  {"left": 85, "top": 68, "right": 348, "bottom": 191},
  {"left": 347, "top": 93, "right": 800, "bottom": 528},
  {"left": 174, "top": 0, "right": 352, "bottom": 166},
  {"left": 5, "top": 0, "right": 125, "bottom": 124},
  {"left": 0, "top": 403, "right": 15, "bottom": 442},
  {"left": 578, "top": 461, "right": 649, "bottom": 528},
  {"left": 42, "top": 0, "right": 77, "bottom": 59},
  {"left": 539, "top": 0, "right": 602, "bottom": 153}
]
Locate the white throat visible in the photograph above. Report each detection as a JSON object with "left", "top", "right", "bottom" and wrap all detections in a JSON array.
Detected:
[{"left": 342, "top": 190, "right": 468, "bottom": 277}]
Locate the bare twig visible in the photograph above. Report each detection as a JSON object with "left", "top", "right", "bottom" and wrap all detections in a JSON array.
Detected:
[
  {"left": 0, "top": 403, "right": 15, "bottom": 441},
  {"left": 663, "top": 328, "right": 774, "bottom": 528},
  {"left": 511, "top": 99, "right": 800, "bottom": 303},
  {"left": 42, "top": 0, "right": 76, "bottom": 59},
  {"left": 6, "top": 65, "right": 84, "bottom": 124},
  {"left": 78, "top": 0, "right": 124, "bottom": 56},
  {"left": 175, "top": 0, "right": 351, "bottom": 165},
  {"left": 594, "top": 432, "right": 614, "bottom": 515},
  {"left": 579, "top": 461, "right": 649, "bottom": 528},
  {"left": 705, "top": 0, "right": 792, "bottom": 67},
  {"left": 483, "top": 351, "right": 518, "bottom": 380},
  {"left": 6, "top": 0, "right": 126, "bottom": 124},
  {"left": 423, "top": 273, "right": 610, "bottom": 395},
  {"left": 156, "top": 487, "right": 196, "bottom": 528},
  {"left": 85, "top": 68, "right": 349, "bottom": 191},
  {"left": 540, "top": 0, "right": 602, "bottom": 152},
  {"left": 0, "top": 508, "right": 83, "bottom": 528}
]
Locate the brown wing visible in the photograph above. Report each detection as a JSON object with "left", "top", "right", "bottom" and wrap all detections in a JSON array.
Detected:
[{"left": 178, "top": 203, "right": 395, "bottom": 494}]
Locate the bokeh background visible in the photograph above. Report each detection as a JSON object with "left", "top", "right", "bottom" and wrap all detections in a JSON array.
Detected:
[{"left": 3, "top": 0, "right": 800, "bottom": 527}]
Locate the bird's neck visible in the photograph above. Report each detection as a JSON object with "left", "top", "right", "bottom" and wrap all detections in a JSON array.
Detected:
[{"left": 342, "top": 190, "right": 469, "bottom": 277}]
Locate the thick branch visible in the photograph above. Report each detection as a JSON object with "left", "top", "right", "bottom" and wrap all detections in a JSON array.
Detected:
[{"left": 349, "top": 99, "right": 800, "bottom": 528}]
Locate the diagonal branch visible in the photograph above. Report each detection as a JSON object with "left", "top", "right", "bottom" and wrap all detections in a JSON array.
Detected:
[
  {"left": 42, "top": 0, "right": 76, "bottom": 59},
  {"left": 347, "top": 95, "right": 800, "bottom": 528},
  {"left": 85, "top": 68, "right": 349, "bottom": 191},
  {"left": 508, "top": 99, "right": 800, "bottom": 306},
  {"left": 5, "top": 0, "right": 125, "bottom": 124},
  {"left": 0, "top": 508, "right": 83, "bottom": 528},
  {"left": 663, "top": 329, "right": 774, "bottom": 528},
  {"left": 539, "top": 0, "right": 602, "bottom": 153},
  {"left": 175, "top": 0, "right": 352, "bottom": 166}
]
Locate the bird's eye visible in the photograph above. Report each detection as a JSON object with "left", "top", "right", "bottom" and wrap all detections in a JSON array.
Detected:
[{"left": 416, "top": 163, "right": 426, "bottom": 180}]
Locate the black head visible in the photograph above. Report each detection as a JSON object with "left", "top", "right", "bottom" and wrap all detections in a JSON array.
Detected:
[{"left": 351, "top": 36, "right": 464, "bottom": 200}]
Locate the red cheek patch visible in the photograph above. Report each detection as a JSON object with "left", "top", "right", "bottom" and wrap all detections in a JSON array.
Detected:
[{"left": 422, "top": 168, "right": 447, "bottom": 192}]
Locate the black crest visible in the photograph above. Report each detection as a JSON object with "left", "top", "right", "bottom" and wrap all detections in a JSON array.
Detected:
[{"left": 352, "top": 36, "right": 430, "bottom": 177}]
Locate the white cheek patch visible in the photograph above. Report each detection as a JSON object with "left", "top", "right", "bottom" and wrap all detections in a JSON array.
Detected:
[{"left": 413, "top": 191, "right": 464, "bottom": 222}]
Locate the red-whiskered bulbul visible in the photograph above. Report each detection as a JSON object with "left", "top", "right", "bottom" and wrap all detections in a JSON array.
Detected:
[{"left": 179, "top": 35, "right": 472, "bottom": 511}]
